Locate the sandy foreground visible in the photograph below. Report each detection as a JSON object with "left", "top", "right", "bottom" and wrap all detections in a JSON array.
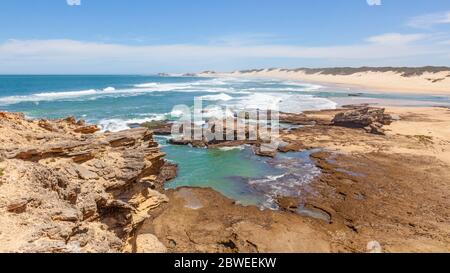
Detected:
[
  {"left": 296, "top": 106, "right": 450, "bottom": 165},
  {"left": 199, "top": 69, "right": 450, "bottom": 95}
]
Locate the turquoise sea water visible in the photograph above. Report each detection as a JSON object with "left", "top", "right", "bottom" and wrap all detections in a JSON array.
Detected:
[{"left": 1, "top": 75, "right": 449, "bottom": 208}]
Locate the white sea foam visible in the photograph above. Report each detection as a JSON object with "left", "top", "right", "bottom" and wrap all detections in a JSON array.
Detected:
[
  {"left": 201, "top": 93, "right": 233, "bottom": 101},
  {"left": 279, "top": 94, "right": 337, "bottom": 112},
  {"left": 0, "top": 86, "right": 211, "bottom": 105},
  {"left": 228, "top": 92, "right": 336, "bottom": 113},
  {"left": 98, "top": 119, "right": 131, "bottom": 132},
  {"left": 0, "top": 89, "right": 98, "bottom": 105},
  {"left": 202, "top": 105, "right": 235, "bottom": 119},
  {"left": 34, "top": 89, "right": 97, "bottom": 98},
  {"left": 283, "top": 81, "right": 323, "bottom": 91},
  {"left": 133, "top": 80, "right": 238, "bottom": 93},
  {"left": 267, "top": 174, "right": 287, "bottom": 181},
  {"left": 170, "top": 109, "right": 185, "bottom": 118},
  {"left": 98, "top": 114, "right": 166, "bottom": 132},
  {"left": 0, "top": 79, "right": 240, "bottom": 105},
  {"left": 103, "top": 87, "right": 116, "bottom": 92},
  {"left": 230, "top": 93, "right": 284, "bottom": 111},
  {"left": 134, "top": 82, "right": 194, "bottom": 91},
  {"left": 248, "top": 155, "right": 322, "bottom": 210},
  {"left": 218, "top": 146, "right": 245, "bottom": 151},
  {"left": 133, "top": 82, "right": 159, "bottom": 88}
]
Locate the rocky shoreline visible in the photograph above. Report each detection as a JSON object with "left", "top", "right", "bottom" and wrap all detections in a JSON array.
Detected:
[
  {"left": 1, "top": 105, "right": 449, "bottom": 253},
  {"left": 0, "top": 112, "right": 173, "bottom": 252},
  {"left": 140, "top": 105, "right": 450, "bottom": 253},
  {"left": 144, "top": 105, "right": 395, "bottom": 157}
]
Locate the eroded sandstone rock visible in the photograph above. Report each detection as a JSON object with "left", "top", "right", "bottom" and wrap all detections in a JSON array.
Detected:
[
  {"left": 139, "top": 120, "right": 173, "bottom": 136},
  {"left": 0, "top": 112, "right": 170, "bottom": 253},
  {"left": 135, "top": 233, "right": 168, "bottom": 253},
  {"left": 332, "top": 107, "right": 393, "bottom": 135},
  {"left": 73, "top": 125, "right": 100, "bottom": 134}
]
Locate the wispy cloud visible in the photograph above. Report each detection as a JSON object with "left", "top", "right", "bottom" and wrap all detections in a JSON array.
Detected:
[
  {"left": 407, "top": 10, "right": 450, "bottom": 29},
  {"left": 0, "top": 33, "right": 448, "bottom": 73},
  {"left": 66, "top": 0, "right": 81, "bottom": 6},
  {"left": 366, "top": 0, "right": 382, "bottom": 6},
  {"left": 365, "top": 33, "right": 427, "bottom": 45}
]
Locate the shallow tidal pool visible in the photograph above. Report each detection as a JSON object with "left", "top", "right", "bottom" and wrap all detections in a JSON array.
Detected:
[{"left": 158, "top": 136, "right": 321, "bottom": 209}]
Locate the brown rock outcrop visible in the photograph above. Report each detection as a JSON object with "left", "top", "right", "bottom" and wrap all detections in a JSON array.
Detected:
[
  {"left": 332, "top": 107, "right": 393, "bottom": 135},
  {"left": 139, "top": 120, "right": 173, "bottom": 136},
  {"left": 73, "top": 125, "right": 100, "bottom": 134},
  {"left": 0, "top": 112, "right": 170, "bottom": 253}
]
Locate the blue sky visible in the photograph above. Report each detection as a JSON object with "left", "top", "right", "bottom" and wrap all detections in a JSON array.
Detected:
[{"left": 0, "top": 0, "right": 449, "bottom": 73}]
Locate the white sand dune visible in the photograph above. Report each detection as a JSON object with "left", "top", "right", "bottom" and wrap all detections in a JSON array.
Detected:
[{"left": 199, "top": 68, "right": 450, "bottom": 95}]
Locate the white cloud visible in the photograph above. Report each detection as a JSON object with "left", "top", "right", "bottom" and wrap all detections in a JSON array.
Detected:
[
  {"left": 407, "top": 11, "right": 450, "bottom": 28},
  {"left": 367, "top": 0, "right": 382, "bottom": 6},
  {"left": 0, "top": 34, "right": 448, "bottom": 73},
  {"left": 67, "top": 0, "right": 81, "bottom": 6},
  {"left": 365, "top": 33, "right": 427, "bottom": 45}
]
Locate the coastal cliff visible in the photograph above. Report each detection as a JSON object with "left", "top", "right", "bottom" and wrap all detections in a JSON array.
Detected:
[{"left": 0, "top": 112, "right": 172, "bottom": 253}]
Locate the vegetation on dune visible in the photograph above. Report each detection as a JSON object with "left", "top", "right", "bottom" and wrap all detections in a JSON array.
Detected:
[{"left": 242, "top": 66, "right": 450, "bottom": 77}]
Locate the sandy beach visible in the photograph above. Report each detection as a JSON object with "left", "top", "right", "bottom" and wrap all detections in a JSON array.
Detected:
[{"left": 199, "top": 68, "right": 450, "bottom": 95}]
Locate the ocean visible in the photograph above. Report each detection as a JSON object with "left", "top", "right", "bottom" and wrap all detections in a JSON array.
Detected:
[{"left": 1, "top": 75, "right": 449, "bottom": 208}]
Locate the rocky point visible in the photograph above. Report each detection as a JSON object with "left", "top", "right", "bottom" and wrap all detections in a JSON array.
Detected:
[{"left": 0, "top": 112, "right": 172, "bottom": 253}]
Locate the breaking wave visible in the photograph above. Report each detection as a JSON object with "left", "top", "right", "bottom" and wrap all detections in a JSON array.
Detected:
[
  {"left": 201, "top": 93, "right": 234, "bottom": 101},
  {"left": 98, "top": 114, "right": 167, "bottom": 132}
]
